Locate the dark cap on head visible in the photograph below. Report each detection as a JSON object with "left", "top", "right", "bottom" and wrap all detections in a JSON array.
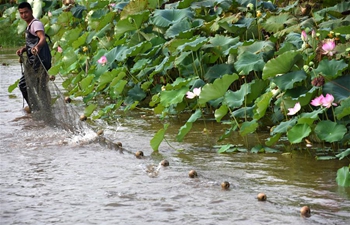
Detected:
[{"left": 18, "top": 2, "right": 32, "bottom": 11}]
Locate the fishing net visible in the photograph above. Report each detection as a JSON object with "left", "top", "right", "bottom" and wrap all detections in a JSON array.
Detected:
[
  {"left": 20, "top": 54, "right": 124, "bottom": 151},
  {"left": 20, "top": 54, "right": 85, "bottom": 133}
]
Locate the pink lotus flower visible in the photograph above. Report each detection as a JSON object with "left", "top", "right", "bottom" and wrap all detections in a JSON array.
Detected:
[
  {"left": 301, "top": 31, "right": 308, "bottom": 42},
  {"left": 57, "top": 46, "right": 62, "bottom": 53},
  {"left": 321, "top": 39, "right": 336, "bottom": 56},
  {"left": 48, "top": 11, "right": 52, "bottom": 17},
  {"left": 186, "top": 87, "right": 201, "bottom": 99},
  {"left": 97, "top": 56, "right": 107, "bottom": 65},
  {"left": 287, "top": 102, "right": 301, "bottom": 115},
  {"left": 311, "top": 94, "right": 337, "bottom": 108}
]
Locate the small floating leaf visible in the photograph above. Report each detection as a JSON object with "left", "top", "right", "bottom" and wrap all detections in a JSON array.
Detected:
[{"left": 336, "top": 166, "right": 350, "bottom": 187}]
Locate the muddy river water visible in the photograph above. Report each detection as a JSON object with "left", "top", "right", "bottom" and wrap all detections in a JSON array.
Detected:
[{"left": 1, "top": 49, "right": 349, "bottom": 225}]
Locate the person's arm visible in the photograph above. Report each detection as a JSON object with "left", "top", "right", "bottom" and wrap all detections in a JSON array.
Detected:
[{"left": 31, "top": 30, "right": 46, "bottom": 54}]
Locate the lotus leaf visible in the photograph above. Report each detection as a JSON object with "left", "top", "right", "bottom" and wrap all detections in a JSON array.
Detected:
[
  {"left": 199, "top": 74, "right": 238, "bottom": 105},
  {"left": 315, "top": 121, "right": 347, "bottom": 143},
  {"left": 287, "top": 124, "right": 312, "bottom": 144},
  {"left": 336, "top": 166, "right": 350, "bottom": 187}
]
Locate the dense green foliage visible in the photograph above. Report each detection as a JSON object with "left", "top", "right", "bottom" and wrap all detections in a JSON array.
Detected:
[{"left": 2, "top": 0, "right": 350, "bottom": 176}]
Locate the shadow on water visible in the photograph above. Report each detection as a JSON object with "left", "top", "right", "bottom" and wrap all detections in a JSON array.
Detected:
[{"left": 1, "top": 50, "right": 350, "bottom": 225}]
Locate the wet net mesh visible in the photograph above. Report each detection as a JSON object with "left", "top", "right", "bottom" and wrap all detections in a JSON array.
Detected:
[
  {"left": 21, "top": 54, "right": 85, "bottom": 133},
  {"left": 20, "top": 54, "right": 124, "bottom": 151}
]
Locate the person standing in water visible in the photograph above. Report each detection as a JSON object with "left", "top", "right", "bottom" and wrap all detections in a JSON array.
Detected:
[{"left": 16, "top": 1, "right": 52, "bottom": 112}]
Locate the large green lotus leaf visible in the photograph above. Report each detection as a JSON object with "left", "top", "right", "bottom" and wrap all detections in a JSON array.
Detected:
[
  {"left": 128, "top": 84, "right": 146, "bottom": 101},
  {"left": 111, "top": 80, "right": 127, "bottom": 96},
  {"left": 152, "top": 55, "right": 176, "bottom": 76},
  {"left": 274, "top": 24, "right": 301, "bottom": 38},
  {"left": 165, "top": 19, "right": 203, "bottom": 39},
  {"left": 261, "top": 13, "right": 295, "bottom": 33},
  {"left": 94, "top": 23, "right": 113, "bottom": 40},
  {"left": 120, "top": 0, "right": 148, "bottom": 19},
  {"left": 323, "top": 75, "right": 350, "bottom": 102},
  {"left": 272, "top": 70, "right": 307, "bottom": 91},
  {"left": 60, "top": 28, "right": 82, "bottom": 48},
  {"left": 336, "top": 166, "right": 350, "bottom": 187},
  {"left": 313, "top": 59, "right": 348, "bottom": 79},
  {"left": 72, "top": 32, "right": 89, "bottom": 49},
  {"left": 129, "top": 11, "right": 151, "bottom": 28},
  {"left": 165, "top": 19, "right": 192, "bottom": 39},
  {"left": 202, "top": 35, "right": 240, "bottom": 55},
  {"left": 46, "top": 24, "right": 61, "bottom": 37},
  {"left": 262, "top": 51, "right": 302, "bottom": 80},
  {"left": 204, "top": 64, "right": 234, "bottom": 82},
  {"left": 89, "top": 11, "right": 114, "bottom": 30},
  {"left": 234, "top": 51, "right": 265, "bottom": 74},
  {"left": 125, "top": 41, "right": 153, "bottom": 57},
  {"left": 82, "top": 84, "right": 96, "bottom": 96},
  {"left": 246, "top": 80, "right": 269, "bottom": 104},
  {"left": 97, "top": 69, "right": 121, "bottom": 91},
  {"left": 84, "top": 104, "right": 97, "bottom": 117},
  {"left": 106, "top": 45, "right": 128, "bottom": 62},
  {"left": 177, "top": 36, "right": 208, "bottom": 52},
  {"left": 335, "top": 98, "right": 350, "bottom": 120},
  {"left": 131, "top": 58, "right": 150, "bottom": 73},
  {"left": 283, "top": 32, "right": 303, "bottom": 49},
  {"left": 271, "top": 117, "right": 297, "bottom": 135},
  {"left": 160, "top": 87, "right": 188, "bottom": 107},
  {"left": 110, "top": 72, "right": 126, "bottom": 87},
  {"left": 231, "top": 106, "right": 254, "bottom": 118},
  {"left": 239, "top": 119, "right": 258, "bottom": 137},
  {"left": 315, "top": 121, "right": 347, "bottom": 143},
  {"left": 57, "top": 11, "right": 73, "bottom": 24},
  {"left": 152, "top": 8, "right": 193, "bottom": 27},
  {"left": 223, "top": 83, "right": 251, "bottom": 109},
  {"left": 319, "top": 17, "right": 349, "bottom": 30},
  {"left": 215, "top": 105, "right": 228, "bottom": 122},
  {"left": 166, "top": 38, "right": 191, "bottom": 53},
  {"left": 114, "top": 17, "right": 139, "bottom": 39},
  {"left": 150, "top": 123, "right": 169, "bottom": 152},
  {"left": 265, "top": 133, "right": 282, "bottom": 146},
  {"left": 80, "top": 74, "right": 94, "bottom": 90},
  {"left": 62, "top": 48, "right": 78, "bottom": 68},
  {"left": 287, "top": 124, "right": 311, "bottom": 144},
  {"left": 237, "top": 41, "right": 275, "bottom": 56},
  {"left": 297, "top": 108, "right": 324, "bottom": 125},
  {"left": 71, "top": 5, "right": 87, "bottom": 19},
  {"left": 175, "top": 51, "right": 191, "bottom": 66},
  {"left": 198, "top": 74, "right": 239, "bottom": 105},
  {"left": 253, "top": 91, "right": 273, "bottom": 120},
  {"left": 176, "top": 109, "right": 202, "bottom": 142},
  {"left": 219, "top": 17, "right": 253, "bottom": 35}
]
